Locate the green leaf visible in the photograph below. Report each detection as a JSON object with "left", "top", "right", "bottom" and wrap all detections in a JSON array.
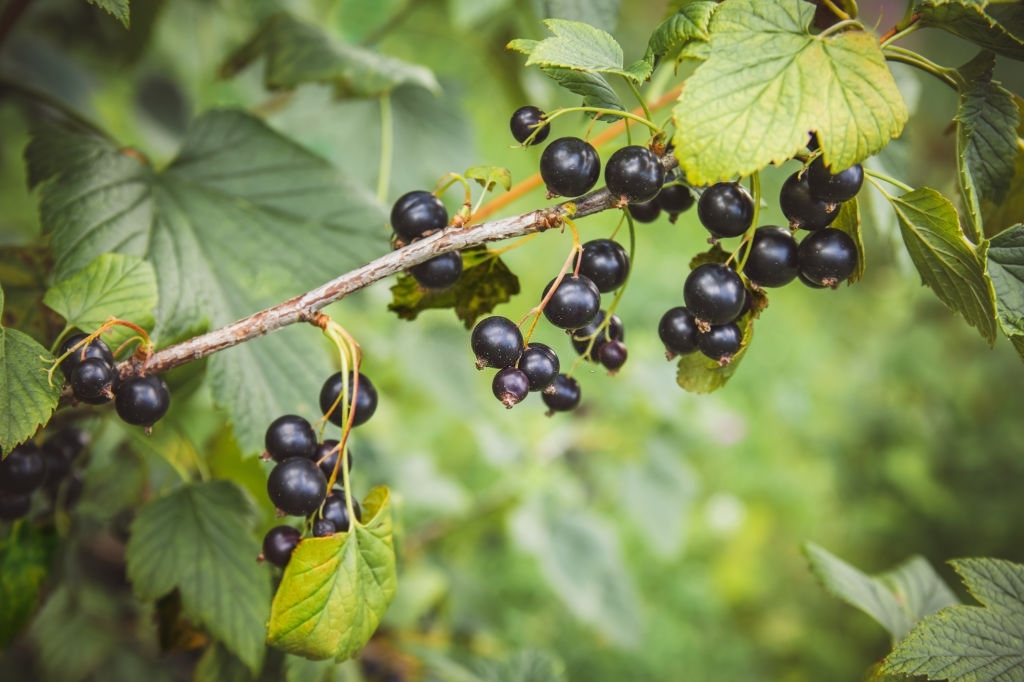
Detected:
[
  {"left": 27, "top": 111, "right": 388, "bottom": 455},
  {"left": 539, "top": 68, "right": 626, "bottom": 117},
  {"left": 541, "top": 0, "right": 620, "bottom": 34},
  {"left": 883, "top": 558, "right": 1024, "bottom": 681},
  {"left": 194, "top": 643, "right": 258, "bottom": 682},
  {"left": 805, "top": 543, "right": 959, "bottom": 643},
  {"left": 476, "top": 649, "right": 568, "bottom": 682},
  {"left": 507, "top": 19, "right": 651, "bottom": 83},
  {"left": 675, "top": 313, "right": 753, "bottom": 394},
  {"left": 465, "top": 166, "right": 512, "bottom": 192},
  {"left": 646, "top": 1, "right": 716, "bottom": 64},
  {"left": 86, "top": 0, "right": 130, "bottom": 28},
  {"left": 673, "top": 0, "right": 907, "bottom": 185},
  {"left": 986, "top": 223, "right": 1024, "bottom": 360},
  {"left": 982, "top": 94, "right": 1024, "bottom": 238},
  {"left": 267, "top": 486, "right": 398, "bottom": 662},
  {"left": 916, "top": 1, "right": 1024, "bottom": 61},
  {"left": 885, "top": 187, "right": 998, "bottom": 344},
  {"left": 28, "top": 584, "right": 122, "bottom": 682},
  {"left": 43, "top": 253, "right": 158, "bottom": 346},
  {"left": 125, "top": 480, "right": 271, "bottom": 675},
  {"left": 0, "top": 525, "right": 57, "bottom": 648},
  {"left": 388, "top": 247, "right": 521, "bottom": 329},
  {"left": 833, "top": 197, "right": 866, "bottom": 283},
  {"left": 221, "top": 12, "right": 440, "bottom": 97}
]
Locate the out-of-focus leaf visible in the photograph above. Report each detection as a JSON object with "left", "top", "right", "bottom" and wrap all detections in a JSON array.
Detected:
[
  {"left": 0, "top": 244, "right": 62, "bottom": 345},
  {"left": 986, "top": 223, "right": 1024, "bottom": 361},
  {"left": 0, "top": 525, "right": 57, "bottom": 648},
  {"left": 193, "top": 643, "right": 256, "bottom": 682},
  {"left": 466, "top": 166, "right": 512, "bottom": 192},
  {"left": 476, "top": 649, "right": 567, "bottom": 682},
  {"left": 507, "top": 19, "right": 651, "bottom": 83},
  {"left": 86, "top": 0, "right": 129, "bottom": 27},
  {"left": 541, "top": 0, "right": 620, "bottom": 34},
  {"left": 28, "top": 585, "right": 122, "bottom": 682},
  {"left": 916, "top": 0, "right": 1024, "bottom": 61}
]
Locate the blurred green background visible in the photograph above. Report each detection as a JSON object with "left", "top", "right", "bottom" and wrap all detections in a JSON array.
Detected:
[{"left": 1, "top": 1, "right": 1023, "bottom": 681}]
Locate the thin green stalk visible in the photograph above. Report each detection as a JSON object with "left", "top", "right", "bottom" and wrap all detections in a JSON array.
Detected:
[
  {"left": 376, "top": 93, "right": 393, "bottom": 204},
  {"left": 543, "top": 106, "right": 660, "bottom": 136},
  {"left": 864, "top": 167, "right": 914, "bottom": 194},
  {"left": 818, "top": 18, "right": 864, "bottom": 39},
  {"left": 731, "top": 171, "right": 761, "bottom": 274},
  {"left": 883, "top": 45, "right": 961, "bottom": 91},
  {"left": 626, "top": 78, "right": 652, "bottom": 123}
]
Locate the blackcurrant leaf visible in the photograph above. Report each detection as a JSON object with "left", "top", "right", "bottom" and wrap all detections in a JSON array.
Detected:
[
  {"left": 0, "top": 243, "right": 59, "bottom": 345},
  {"left": 674, "top": 313, "right": 753, "bottom": 393},
  {"left": 540, "top": 68, "right": 627, "bottom": 119},
  {"left": 832, "top": 198, "right": 865, "bottom": 283},
  {"left": 86, "top": 0, "right": 130, "bottom": 28},
  {"left": 27, "top": 584, "right": 123, "bottom": 681},
  {"left": 465, "top": 165, "right": 512, "bottom": 193},
  {"left": 917, "top": 1, "right": 1024, "bottom": 62},
  {"left": 0, "top": 524, "right": 57, "bottom": 648},
  {"left": 673, "top": 0, "right": 907, "bottom": 185},
  {"left": 507, "top": 19, "right": 651, "bottom": 84},
  {"left": 125, "top": 480, "right": 271, "bottom": 675},
  {"left": 543, "top": 0, "right": 620, "bottom": 34},
  {"left": 687, "top": 243, "right": 730, "bottom": 270},
  {"left": 985, "top": 223, "right": 1024, "bottom": 362},
  {"left": 646, "top": 1, "right": 716, "bottom": 65},
  {"left": 221, "top": 12, "right": 440, "bottom": 98},
  {"left": 267, "top": 486, "right": 397, "bottom": 662},
  {"left": 982, "top": 96, "right": 1024, "bottom": 238},
  {"left": 193, "top": 643, "right": 256, "bottom": 682}
]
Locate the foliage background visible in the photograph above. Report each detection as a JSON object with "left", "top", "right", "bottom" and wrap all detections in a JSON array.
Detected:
[{"left": 1, "top": 0, "right": 1023, "bottom": 680}]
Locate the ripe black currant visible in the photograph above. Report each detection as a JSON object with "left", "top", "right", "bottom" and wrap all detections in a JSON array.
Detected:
[
  {"left": 410, "top": 251, "right": 462, "bottom": 290},
  {"left": 510, "top": 105, "right": 550, "bottom": 145},
  {"left": 627, "top": 200, "right": 661, "bottom": 223},
  {"left": 539, "top": 137, "right": 601, "bottom": 198},
  {"left": 70, "top": 357, "right": 117, "bottom": 404},
  {"left": 571, "top": 310, "right": 624, "bottom": 361},
  {"left": 697, "top": 183, "right": 754, "bottom": 238},
  {"left": 471, "top": 316, "right": 524, "bottom": 369},
  {"left": 0, "top": 443, "right": 47, "bottom": 494},
  {"left": 114, "top": 374, "right": 171, "bottom": 427},
  {"left": 683, "top": 263, "right": 746, "bottom": 326},
  {"left": 696, "top": 322, "right": 743, "bottom": 364},
  {"left": 320, "top": 372, "right": 378, "bottom": 427},
  {"left": 740, "top": 226, "right": 799, "bottom": 288},
  {"left": 0, "top": 492, "right": 32, "bottom": 521},
  {"left": 658, "top": 307, "right": 699, "bottom": 357},
  {"left": 58, "top": 333, "right": 114, "bottom": 376},
  {"left": 321, "top": 488, "right": 361, "bottom": 532},
  {"left": 598, "top": 339, "right": 628, "bottom": 372},
  {"left": 542, "top": 275, "right": 601, "bottom": 329},
  {"left": 604, "top": 145, "right": 665, "bottom": 204},
  {"left": 265, "top": 415, "right": 318, "bottom": 463},
  {"left": 656, "top": 175, "right": 695, "bottom": 217},
  {"left": 798, "top": 228, "right": 858, "bottom": 287},
  {"left": 577, "top": 239, "right": 629, "bottom": 293},
  {"left": 492, "top": 367, "right": 530, "bottom": 408},
  {"left": 262, "top": 525, "right": 301, "bottom": 568},
  {"left": 779, "top": 170, "right": 839, "bottom": 230},
  {"left": 267, "top": 457, "right": 328, "bottom": 517},
  {"left": 313, "top": 518, "right": 336, "bottom": 537},
  {"left": 316, "top": 440, "right": 353, "bottom": 480},
  {"left": 542, "top": 374, "right": 581, "bottom": 414},
  {"left": 806, "top": 157, "right": 864, "bottom": 202},
  {"left": 390, "top": 190, "right": 448, "bottom": 242},
  {"left": 517, "top": 343, "right": 560, "bottom": 392}
]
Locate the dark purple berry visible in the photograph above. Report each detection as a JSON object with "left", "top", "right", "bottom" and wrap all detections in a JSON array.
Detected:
[
  {"left": 70, "top": 358, "right": 117, "bottom": 404},
  {"left": 0, "top": 492, "right": 32, "bottom": 521},
  {"left": 542, "top": 374, "right": 581, "bottom": 414},
  {"left": 471, "top": 316, "right": 523, "bottom": 369},
  {"left": 798, "top": 271, "right": 828, "bottom": 289},
  {"left": 313, "top": 518, "right": 336, "bottom": 537},
  {"left": 697, "top": 183, "right": 754, "bottom": 238},
  {"left": 604, "top": 145, "right": 665, "bottom": 204},
  {"left": 265, "top": 415, "right": 318, "bottom": 463},
  {"left": 267, "top": 457, "right": 328, "bottom": 517},
  {"left": 683, "top": 263, "right": 746, "bottom": 326},
  {"left": 627, "top": 199, "right": 661, "bottom": 223},
  {"left": 510, "top": 105, "right": 550, "bottom": 145},
  {"left": 58, "top": 333, "right": 114, "bottom": 376},
  {"left": 576, "top": 239, "right": 629, "bottom": 293},
  {"left": 779, "top": 170, "right": 839, "bottom": 230},
  {"left": 540, "top": 137, "right": 601, "bottom": 198},
  {"left": 410, "top": 251, "right": 462, "bottom": 289},
  {"left": 598, "top": 340, "right": 628, "bottom": 372},
  {"left": 798, "top": 228, "right": 858, "bottom": 287},
  {"left": 696, "top": 322, "right": 743, "bottom": 364},
  {"left": 316, "top": 440, "right": 353, "bottom": 480},
  {"left": 492, "top": 367, "right": 530, "bottom": 408},
  {"left": 321, "top": 489, "right": 361, "bottom": 532},
  {"left": 0, "top": 443, "right": 47, "bottom": 494},
  {"left": 517, "top": 343, "right": 560, "bottom": 391},
  {"left": 262, "top": 525, "right": 301, "bottom": 568},
  {"left": 390, "top": 190, "right": 448, "bottom": 242},
  {"left": 740, "top": 226, "right": 799, "bottom": 288},
  {"left": 806, "top": 157, "right": 863, "bottom": 203},
  {"left": 571, "top": 311, "right": 624, "bottom": 361},
  {"left": 320, "top": 372, "right": 378, "bottom": 427},
  {"left": 114, "top": 374, "right": 171, "bottom": 427},
  {"left": 658, "top": 307, "right": 698, "bottom": 357},
  {"left": 542, "top": 275, "right": 601, "bottom": 329},
  {"left": 656, "top": 176, "right": 695, "bottom": 216}
]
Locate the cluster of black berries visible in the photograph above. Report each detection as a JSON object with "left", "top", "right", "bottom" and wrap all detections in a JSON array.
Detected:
[
  {"left": 1, "top": 427, "right": 88, "bottom": 522},
  {"left": 391, "top": 190, "right": 461, "bottom": 290},
  {"left": 59, "top": 333, "right": 171, "bottom": 430},
  {"left": 259, "top": 370, "right": 377, "bottom": 569}
]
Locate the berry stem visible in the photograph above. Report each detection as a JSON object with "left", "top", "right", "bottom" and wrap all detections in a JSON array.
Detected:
[
  {"left": 626, "top": 79, "right": 653, "bottom": 124},
  {"left": 543, "top": 106, "right": 659, "bottom": 136},
  {"left": 518, "top": 218, "right": 582, "bottom": 345},
  {"left": 863, "top": 167, "right": 914, "bottom": 194},
  {"left": 730, "top": 171, "right": 762, "bottom": 274}
]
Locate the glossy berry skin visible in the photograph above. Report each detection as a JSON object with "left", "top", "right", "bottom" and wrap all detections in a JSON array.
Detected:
[
  {"left": 806, "top": 157, "right": 864, "bottom": 202},
  {"left": 471, "top": 316, "right": 523, "bottom": 369},
  {"left": 492, "top": 367, "right": 530, "bottom": 408},
  {"left": 577, "top": 239, "right": 629, "bottom": 293},
  {"left": 316, "top": 440, "right": 353, "bottom": 480},
  {"left": 410, "top": 251, "right": 462, "bottom": 289},
  {"left": 604, "top": 145, "right": 665, "bottom": 204},
  {"left": 697, "top": 323, "right": 743, "bottom": 363},
  {"left": 114, "top": 374, "right": 171, "bottom": 427},
  {"left": 265, "top": 415, "right": 318, "bottom": 463},
  {"left": 313, "top": 518, "right": 336, "bottom": 537},
  {"left": 571, "top": 311, "right": 624, "bottom": 360},
  {"left": 798, "top": 228, "right": 858, "bottom": 287},
  {"left": 0, "top": 443, "right": 47, "bottom": 494},
  {"left": 320, "top": 372, "right": 378, "bottom": 427},
  {"left": 741, "top": 226, "right": 799, "bottom": 288},
  {"left": 517, "top": 343, "right": 560, "bottom": 391},
  {"left": 510, "top": 105, "right": 550, "bottom": 145},
  {"left": 697, "top": 183, "right": 754, "bottom": 238},
  {"left": 70, "top": 358, "right": 117, "bottom": 404},
  {"left": 598, "top": 340, "right": 628, "bottom": 372},
  {"left": 658, "top": 307, "right": 699, "bottom": 357},
  {"left": 390, "top": 190, "right": 448, "bottom": 242},
  {"left": 59, "top": 333, "right": 114, "bottom": 376},
  {"left": 779, "top": 171, "right": 839, "bottom": 231},
  {"left": 656, "top": 178, "right": 695, "bottom": 216},
  {"left": 683, "top": 263, "right": 746, "bottom": 326},
  {"left": 0, "top": 492, "right": 32, "bottom": 521},
  {"left": 540, "top": 137, "right": 601, "bottom": 198},
  {"left": 542, "top": 275, "right": 601, "bottom": 329},
  {"left": 627, "top": 200, "right": 661, "bottom": 223},
  {"left": 321, "top": 489, "right": 361, "bottom": 532},
  {"left": 262, "top": 525, "right": 301, "bottom": 568},
  {"left": 267, "top": 457, "right": 328, "bottom": 517},
  {"left": 542, "top": 374, "right": 581, "bottom": 414}
]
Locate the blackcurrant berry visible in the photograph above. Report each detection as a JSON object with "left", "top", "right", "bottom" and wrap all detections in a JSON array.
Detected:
[
  {"left": 321, "top": 489, "right": 361, "bottom": 532},
  {"left": 696, "top": 322, "right": 743, "bottom": 364},
  {"left": 316, "top": 440, "right": 353, "bottom": 480},
  {"left": 779, "top": 170, "right": 839, "bottom": 231},
  {"left": 604, "top": 145, "right": 665, "bottom": 204},
  {"left": 697, "top": 183, "right": 754, "bottom": 238},
  {"left": 517, "top": 343, "right": 560, "bottom": 391},
  {"left": 571, "top": 311, "right": 624, "bottom": 360},
  {"left": 58, "top": 333, "right": 114, "bottom": 376},
  {"left": 410, "top": 251, "right": 462, "bottom": 289},
  {"left": 806, "top": 157, "right": 863, "bottom": 202},
  {"left": 542, "top": 374, "right": 581, "bottom": 414},
  {"left": 510, "top": 105, "right": 550, "bottom": 145},
  {"left": 492, "top": 367, "right": 530, "bottom": 408},
  {"left": 656, "top": 176, "right": 696, "bottom": 216},
  {"left": 265, "top": 415, "right": 318, "bottom": 463},
  {"left": 0, "top": 492, "right": 32, "bottom": 521},
  {"left": 798, "top": 271, "right": 828, "bottom": 289},
  {"left": 658, "top": 307, "right": 699, "bottom": 357},
  {"left": 313, "top": 518, "right": 336, "bottom": 537},
  {"left": 0, "top": 443, "right": 47, "bottom": 494},
  {"left": 683, "top": 263, "right": 746, "bottom": 326},
  {"left": 267, "top": 457, "right": 328, "bottom": 517},
  {"left": 627, "top": 200, "right": 661, "bottom": 223},
  {"left": 598, "top": 340, "right": 628, "bottom": 372},
  {"left": 70, "top": 358, "right": 117, "bottom": 404},
  {"left": 319, "top": 372, "right": 378, "bottom": 427},
  {"left": 390, "top": 190, "right": 448, "bottom": 242},
  {"left": 740, "top": 226, "right": 799, "bottom": 288},
  {"left": 542, "top": 275, "right": 601, "bottom": 329},
  {"left": 262, "top": 525, "right": 301, "bottom": 568},
  {"left": 540, "top": 137, "right": 601, "bottom": 198},
  {"left": 114, "top": 374, "right": 171, "bottom": 427},
  {"left": 577, "top": 239, "right": 630, "bottom": 293},
  {"left": 798, "top": 228, "right": 858, "bottom": 287},
  {"left": 471, "top": 316, "right": 523, "bottom": 369}
]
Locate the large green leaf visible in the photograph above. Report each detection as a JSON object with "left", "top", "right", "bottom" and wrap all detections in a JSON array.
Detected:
[
  {"left": 673, "top": 0, "right": 907, "bottom": 185},
  {"left": 267, "top": 487, "right": 397, "bottom": 662},
  {"left": 0, "top": 284, "right": 62, "bottom": 456},
  {"left": 221, "top": 12, "right": 439, "bottom": 98},
  {"left": 982, "top": 95, "right": 1024, "bottom": 238},
  {"left": 883, "top": 558, "right": 1024, "bottom": 681},
  {"left": 28, "top": 584, "right": 123, "bottom": 682},
  {"left": 507, "top": 19, "right": 652, "bottom": 84},
  {"left": 27, "top": 112, "right": 388, "bottom": 455},
  {"left": 86, "top": 0, "right": 130, "bottom": 28},
  {"left": 646, "top": 1, "right": 716, "bottom": 63},
  {"left": 886, "top": 188, "right": 998, "bottom": 344},
  {"left": 916, "top": 0, "right": 1024, "bottom": 61},
  {"left": 986, "top": 223, "right": 1024, "bottom": 360},
  {"left": 540, "top": 68, "right": 626, "bottom": 117},
  {"left": 0, "top": 525, "right": 57, "bottom": 648},
  {"left": 125, "top": 480, "right": 272, "bottom": 675}
]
